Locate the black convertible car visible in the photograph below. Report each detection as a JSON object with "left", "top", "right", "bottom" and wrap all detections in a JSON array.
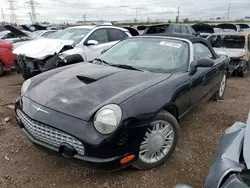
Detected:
[{"left": 15, "top": 35, "right": 229, "bottom": 170}]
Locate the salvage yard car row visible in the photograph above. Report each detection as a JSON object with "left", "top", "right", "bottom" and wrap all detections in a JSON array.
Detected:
[{"left": 1, "top": 22, "right": 250, "bottom": 188}]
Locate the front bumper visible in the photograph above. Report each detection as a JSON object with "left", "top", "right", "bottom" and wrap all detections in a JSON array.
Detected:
[
  {"left": 228, "top": 59, "right": 248, "bottom": 75},
  {"left": 15, "top": 96, "right": 147, "bottom": 171}
]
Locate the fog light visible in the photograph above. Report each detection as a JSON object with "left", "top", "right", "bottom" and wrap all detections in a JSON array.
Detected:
[{"left": 120, "top": 154, "right": 135, "bottom": 164}]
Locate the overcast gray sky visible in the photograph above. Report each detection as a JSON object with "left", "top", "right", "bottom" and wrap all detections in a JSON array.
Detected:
[{"left": 0, "top": 0, "right": 250, "bottom": 23}]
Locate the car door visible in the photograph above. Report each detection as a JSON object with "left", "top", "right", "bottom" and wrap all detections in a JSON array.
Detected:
[
  {"left": 84, "top": 28, "right": 127, "bottom": 61},
  {"left": 189, "top": 42, "right": 219, "bottom": 105},
  {"left": 83, "top": 28, "right": 109, "bottom": 61}
]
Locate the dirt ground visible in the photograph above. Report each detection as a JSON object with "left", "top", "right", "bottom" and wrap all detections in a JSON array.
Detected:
[{"left": 0, "top": 71, "right": 250, "bottom": 188}]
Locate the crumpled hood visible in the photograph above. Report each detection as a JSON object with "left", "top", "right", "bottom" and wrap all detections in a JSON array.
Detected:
[
  {"left": 205, "top": 111, "right": 250, "bottom": 188},
  {"left": 214, "top": 48, "right": 246, "bottom": 58},
  {"left": 13, "top": 38, "right": 73, "bottom": 59},
  {"left": 25, "top": 63, "right": 171, "bottom": 120}
]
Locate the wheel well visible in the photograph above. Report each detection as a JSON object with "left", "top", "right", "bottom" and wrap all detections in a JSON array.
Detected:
[
  {"left": 162, "top": 104, "right": 179, "bottom": 120},
  {"left": 0, "top": 60, "right": 4, "bottom": 67}
]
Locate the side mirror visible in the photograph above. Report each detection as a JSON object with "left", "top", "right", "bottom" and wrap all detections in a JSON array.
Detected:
[
  {"left": 86, "top": 40, "right": 99, "bottom": 46},
  {"left": 174, "top": 184, "right": 193, "bottom": 188},
  {"left": 192, "top": 58, "right": 214, "bottom": 69}
]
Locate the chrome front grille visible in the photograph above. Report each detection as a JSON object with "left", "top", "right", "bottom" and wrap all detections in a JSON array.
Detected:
[{"left": 17, "top": 109, "right": 84, "bottom": 156}]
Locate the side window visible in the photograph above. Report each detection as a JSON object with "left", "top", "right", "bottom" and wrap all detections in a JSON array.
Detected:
[
  {"left": 181, "top": 26, "right": 188, "bottom": 34},
  {"left": 193, "top": 43, "right": 213, "bottom": 61},
  {"left": 145, "top": 25, "right": 168, "bottom": 34},
  {"left": 174, "top": 26, "right": 181, "bottom": 33},
  {"left": 87, "top": 29, "right": 108, "bottom": 44},
  {"left": 107, "top": 29, "right": 127, "bottom": 42}
]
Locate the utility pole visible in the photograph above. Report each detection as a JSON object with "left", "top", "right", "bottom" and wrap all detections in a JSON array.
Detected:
[
  {"left": 28, "top": 12, "right": 33, "bottom": 23},
  {"left": 133, "top": 8, "right": 138, "bottom": 22},
  {"left": 83, "top": 14, "right": 86, "bottom": 24},
  {"left": 25, "top": 0, "right": 39, "bottom": 24},
  {"left": 1, "top": 8, "right": 5, "bottom": 23},
  {"left": 177, "top": 6, "right": 180, "bottom": 23},
  {"left": 6, "top": 0, "right": 18, "bottom": 24},
  {"left": 227, "top": 4, "right": 231, "bottom": 20}
]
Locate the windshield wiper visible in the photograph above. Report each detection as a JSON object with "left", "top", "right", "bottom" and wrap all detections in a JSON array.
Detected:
[
  {"left": 109, "top": 64, "right": 143, "bottom": 71},
  {"left": 94, "top": 58, "right": 111, "bottom": 66}
]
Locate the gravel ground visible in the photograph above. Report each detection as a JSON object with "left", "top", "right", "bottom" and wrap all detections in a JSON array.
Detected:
[{"left": 0, "top": 71, "right": 250, "bottom": 188}]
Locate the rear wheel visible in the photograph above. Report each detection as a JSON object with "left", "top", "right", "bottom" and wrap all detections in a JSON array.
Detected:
[
  {"left": 0, "top": 61, "right": 5, "bottom": 77},
  {"left": 133, "top": 111, "right": 180, "bottom": 170}
]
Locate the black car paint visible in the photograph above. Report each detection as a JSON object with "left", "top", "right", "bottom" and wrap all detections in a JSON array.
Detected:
[{"left": 15, "top": 37, "right": 229, "bottom": 170}]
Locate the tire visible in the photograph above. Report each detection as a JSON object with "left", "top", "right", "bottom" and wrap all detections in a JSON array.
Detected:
[
  {"left": 238, "top": 63, "right": 248, "bottom": 77},
  {"left": 213, "top": 72, "right": 227, "bottom": 100},
  {"left": 0, "top": 61, "right": 5, "bottom": 77},
  {"left": 133, "top": 111, "right": 180, "bottom": 170}
]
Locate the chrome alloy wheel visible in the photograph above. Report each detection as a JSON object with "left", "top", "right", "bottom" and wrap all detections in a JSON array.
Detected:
[
  {"left": 219, "top": 74, "right": 226, "bottom": 97},
  {"left": 138, "top": 120, "right": 175, "bottom": 164}
]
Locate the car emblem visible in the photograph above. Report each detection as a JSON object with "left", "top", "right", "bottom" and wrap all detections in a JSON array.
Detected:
[{"left": 32, "top": 105, "right": 49, "bottom": 114}]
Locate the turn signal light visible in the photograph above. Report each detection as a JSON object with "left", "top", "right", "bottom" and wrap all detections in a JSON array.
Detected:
[{"left": 120, "top": 154, "right": 135, "bottom": 164}]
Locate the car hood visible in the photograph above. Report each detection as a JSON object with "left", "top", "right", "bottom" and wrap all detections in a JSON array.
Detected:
[
  {"left": 214, "top": 48, "right": 246, "bottom": 58},
  {"left": 13, "top": 38, "right": 74, "bottom": 59},
  {"left": 25, "top": 63, "right": 171, "bottom": 121},
  {"left": 21, "top": 24, "right": 47, "bottom": 32},
  {"left": 205, "top": 111, "right": 250, "bottom": 188},
  {"left": 4, "top": 25, "right": 30, "bottom": 38},
  {"left": 0, "top": 40, "right": 12, "bottom": 48}
]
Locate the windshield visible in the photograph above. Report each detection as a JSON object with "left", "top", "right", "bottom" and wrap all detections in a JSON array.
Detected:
[
  {"left": 99, "top": 38, "right": 189, "bottom": 73},
  {"left": 29, "top": 30, "right": 45, "bottom": 39},
  {"left": 47, "top": 28, "right": 91, "bottom": 43},
  {"left": 211, "top": 35, "right": 245, "bottom": 49}
]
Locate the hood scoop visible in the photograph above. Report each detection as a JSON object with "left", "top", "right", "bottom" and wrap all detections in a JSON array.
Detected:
[{"left": 76, "top": 75, "right": 97, "bottom": 84}]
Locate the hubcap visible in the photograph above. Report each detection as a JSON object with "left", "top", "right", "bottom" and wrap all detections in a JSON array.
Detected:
[
  {"left": 139, "top": 120, "right": 175, "bottom": 164},
  {"left": 219, "top": 74, "right": 226, "bottom": 97}
]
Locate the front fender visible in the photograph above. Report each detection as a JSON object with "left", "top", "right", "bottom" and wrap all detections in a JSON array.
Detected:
[
  {"left": 120, "top": 74, "right": 187, "bottom": 126},
  {"left": 60, "top": 48, "right": 85, "bottom": 62}
]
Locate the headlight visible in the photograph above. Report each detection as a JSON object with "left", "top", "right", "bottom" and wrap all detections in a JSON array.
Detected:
[
  {"left": 94, "top": 104, "right": 122, "bottom": 134},
  {"left": 21, "top": 79, "right": 31, "bottom": 96}
]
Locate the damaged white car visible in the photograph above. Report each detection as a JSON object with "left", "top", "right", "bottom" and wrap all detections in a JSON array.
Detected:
[
  {"left": 207, "top": 32, "right": 250, "bottom": 77},
  {"left": 13, "top": 25, "right": 131, "bottom": 79}
]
